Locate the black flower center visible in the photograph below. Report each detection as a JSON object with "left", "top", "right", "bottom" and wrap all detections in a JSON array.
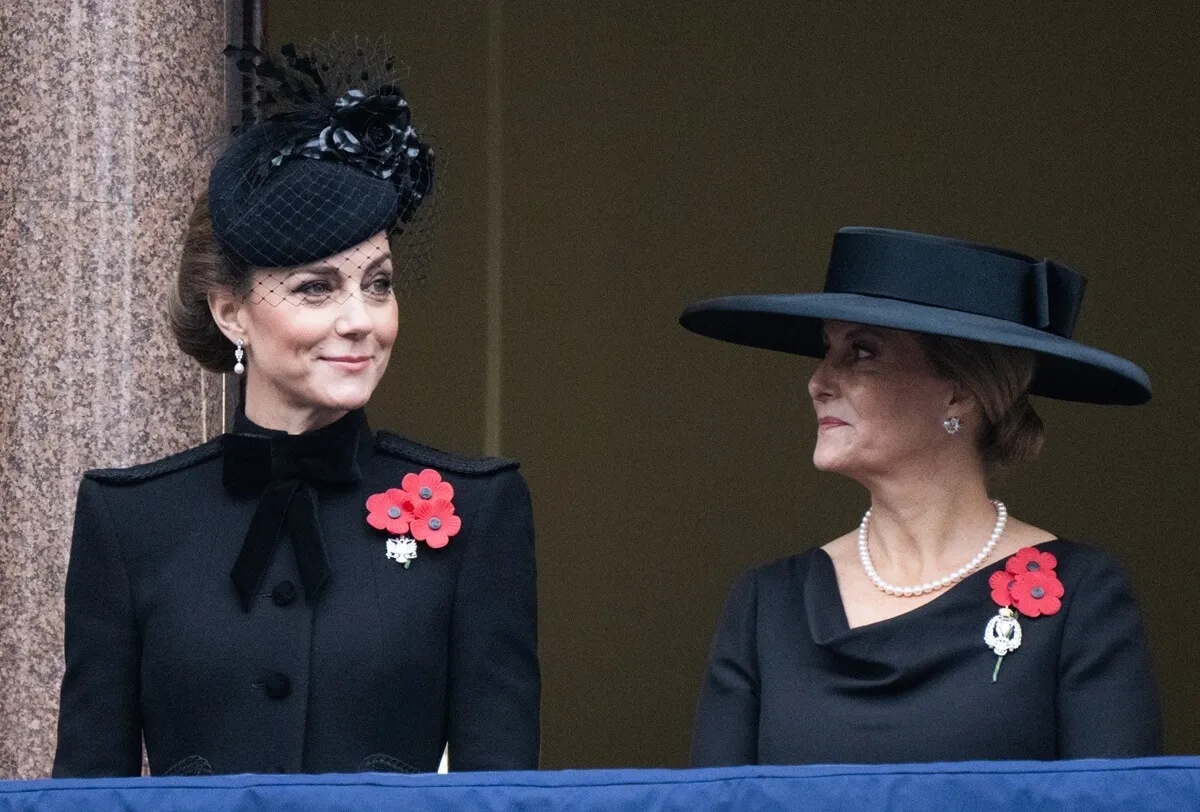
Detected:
[
  {"left": 1026, "top": 561, "right": 1040, "bottom": 571},
  {"left": 1031, "top": 587, "right": 1045, "bottom": 599}
]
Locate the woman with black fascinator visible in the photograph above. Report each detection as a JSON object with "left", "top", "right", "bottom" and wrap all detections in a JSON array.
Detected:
[{"left": 53, "top": 42, "right": 539, "bottom": 776}]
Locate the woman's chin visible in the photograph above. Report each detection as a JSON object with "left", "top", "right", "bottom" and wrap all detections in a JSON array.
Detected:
[
  {"left": 312, "top": 382, "right": 376, "bottom": 413},
  {"left": 812, "top": 450, "right": 853, "bottom": 475}
]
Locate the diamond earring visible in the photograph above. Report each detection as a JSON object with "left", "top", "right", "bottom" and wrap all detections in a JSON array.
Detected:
[
  {"left": 233, "top": 339, "right": 245, "bottom": 375},
  {"left": 943, "top": 416, "right": 961, "bottom": 434}
]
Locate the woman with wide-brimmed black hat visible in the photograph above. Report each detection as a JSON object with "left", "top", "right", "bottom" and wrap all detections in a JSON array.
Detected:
[
  {"left": 53, "top": 43, "right": 539, "bottom": 777},
  {"left": 682, "top": 227, "right": 1161, "bottom": 765}
]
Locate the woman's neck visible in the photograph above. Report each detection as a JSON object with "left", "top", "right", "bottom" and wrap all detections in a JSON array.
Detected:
[
  {"left": 857, "top": 460, "right": 998, "bottom": 581},
  {"left": 242, "top": 392, "right": 349, "bottom": 436}
]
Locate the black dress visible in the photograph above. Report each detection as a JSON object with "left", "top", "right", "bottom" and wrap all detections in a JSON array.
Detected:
[
  {"left": 54, "top": 408, "right": 539, "bottom": 776},
  {"left": 691, "top": 539, "right": 1161, "bottom": 766}
]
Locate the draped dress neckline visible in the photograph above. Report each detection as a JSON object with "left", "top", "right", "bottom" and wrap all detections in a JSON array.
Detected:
[{"left": 800, "top": 541, "right": 1060, "bottom": 690}]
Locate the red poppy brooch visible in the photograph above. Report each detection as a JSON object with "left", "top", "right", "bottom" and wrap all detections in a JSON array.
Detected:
[
  {"left": 984, "top": 547, "right": 1064, "bottom": 681},
  {"left": 365, "top": 469, "right": 462, "bottom": 568}
]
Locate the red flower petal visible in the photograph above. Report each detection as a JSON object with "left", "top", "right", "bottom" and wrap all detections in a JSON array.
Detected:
[
  {"left": 365, "top": 488, "right": 413, "bottom": 534},
  {"left": 401, "top": 469, "right": 455, "bottom": 504},
  {"left": 411, "top": 517, "right": 447, "bottom": 547},
  {"left": 369, "top": 474, "right": 459, "bottom": 543},
  {"left": 410, "top": 498, "right": 460, "bottom": 548},
  {"left": 1006, "top": 547, "right": 1058, "bottom": 577},
  {"left": 424, "top": 527, "right": 451, "bottom": 548},
  {"left": 1009, "top": 570, "right": 1065, "bottom": 617},
  {"left": 988, "top": 570, "right": 1015, "bottom": 607}
]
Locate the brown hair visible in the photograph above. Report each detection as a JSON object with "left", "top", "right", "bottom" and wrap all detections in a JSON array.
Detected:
[
  {"left": 916, "top": 334, "right": 1045, "bottom": 471},
  {"left": 168, "top": 193, "right": 251, "bottom": 372}
]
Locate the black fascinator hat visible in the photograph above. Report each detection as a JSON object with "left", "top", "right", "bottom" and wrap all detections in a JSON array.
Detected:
[
  {"left": 680, "top": 227, "right": 1150, "bottom": 405},
  {"left": 210, "top": 41, "right": 436, "bottom": 271}
]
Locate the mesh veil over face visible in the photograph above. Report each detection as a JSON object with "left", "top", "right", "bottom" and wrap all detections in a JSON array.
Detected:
[
  {"left": 247, "top": 231, "right": 396, "bottom": 310},
  {"left": 211, "top": 40, "right": 439, "bottom": 306}
]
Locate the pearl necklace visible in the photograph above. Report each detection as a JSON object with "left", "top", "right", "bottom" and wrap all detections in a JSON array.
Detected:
[{"left": 858, "top": 500, "right": 1007, "bottom": 597}]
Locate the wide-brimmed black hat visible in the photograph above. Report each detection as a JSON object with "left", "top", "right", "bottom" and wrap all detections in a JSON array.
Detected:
[{"left": 680, "top": 227, "right": 1150, "bottom": 404}]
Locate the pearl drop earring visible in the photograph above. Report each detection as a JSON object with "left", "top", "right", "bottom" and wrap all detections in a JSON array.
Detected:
[
  {"left": 943, "top": 416, "right": 961, "bottom": 434},
  {"left": 233, "top": 339, "right": 245, "bottom": 375}
]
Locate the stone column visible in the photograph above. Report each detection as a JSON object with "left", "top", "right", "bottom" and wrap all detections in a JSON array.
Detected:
[{"left": 0, "top": 0, "right": 231, "bottom": 778}]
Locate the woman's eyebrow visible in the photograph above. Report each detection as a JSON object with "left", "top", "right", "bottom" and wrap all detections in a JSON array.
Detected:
[
  {"left": 844, "top": 326, "right": 884, "bottom": 342},
  {"left": 281, "top": 266, "right": 341, "bottom": 282},
  {"left": 285, "top": 254, "right": 391, "bottom": 279},
  {"left": 357, "top": 256, "right": 391, "bottom": 275},
  {"left": 327, "top": 254, "right": 391, "bottom": 276},
  {"left": 359, "top": 254, "right": 391, "bottom": 274}
]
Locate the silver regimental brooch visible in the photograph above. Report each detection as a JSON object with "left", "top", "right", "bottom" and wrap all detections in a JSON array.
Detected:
[
  {"left": 984, "top": 607, "right": 1022, "bottom": 682},
  {"left": 386, "top": 537, "right": 418, "bottom": 568}
]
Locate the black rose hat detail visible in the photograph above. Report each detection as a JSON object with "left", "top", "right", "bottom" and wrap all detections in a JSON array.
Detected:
[{"left": 210, "top": 41, "right": 436, "bottom": 270}]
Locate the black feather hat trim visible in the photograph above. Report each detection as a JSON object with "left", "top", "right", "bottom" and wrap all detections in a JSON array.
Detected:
[{"left": 209, "top": 41, "right": 435, "bottom": 270}]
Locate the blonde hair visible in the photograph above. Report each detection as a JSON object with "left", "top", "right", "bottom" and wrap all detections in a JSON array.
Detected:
[{"left": 917, "top": 333, "right": 1045, "bottom": 471}]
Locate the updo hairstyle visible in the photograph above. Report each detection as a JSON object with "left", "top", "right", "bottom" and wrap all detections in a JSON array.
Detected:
[{"left": 168, "top": 192, "right": 251, "bottom": 373}]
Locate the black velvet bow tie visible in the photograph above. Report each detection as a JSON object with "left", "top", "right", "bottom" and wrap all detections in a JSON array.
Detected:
[{"left": 223, "top": 410, "right": 365, "bottom": 611}]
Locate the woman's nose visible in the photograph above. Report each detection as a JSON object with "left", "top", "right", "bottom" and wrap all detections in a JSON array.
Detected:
[
  {"left": 808, "top": 357, "right": 835, "bottom": 401},
  {"left": 334, "top": 292, "right": 373, "bottom": 335}
]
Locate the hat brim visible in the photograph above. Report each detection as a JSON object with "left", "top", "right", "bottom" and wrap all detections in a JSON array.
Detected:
[{"left": 679, "top": 293, "right": 1150, "bottom": 405}]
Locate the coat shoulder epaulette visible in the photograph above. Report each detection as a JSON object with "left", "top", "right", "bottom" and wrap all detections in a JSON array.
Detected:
[
  {"left": 374, "top": 431, "right": 518, "bottom": 476},
  {"left": 84, "top": 437, "right": 224, "bottom": 485}
]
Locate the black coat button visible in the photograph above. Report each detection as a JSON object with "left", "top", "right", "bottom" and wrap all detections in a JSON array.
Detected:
[
  {"left": 271, "top": 580, "right": 297, "bottom": 607},
  {"left": 263, "top": 672, "right": 292, "bottom": 699}
]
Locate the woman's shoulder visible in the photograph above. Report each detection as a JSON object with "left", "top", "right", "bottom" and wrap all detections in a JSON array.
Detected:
[
  {"left": 1040, "top": 537, "right": 1129, "bottom": 572},
  {"left": 733, "top": 547, "right": 827, "bottom": 594},
  {"left": 82, "top": 437, "right": 224, "bottom": 487},
  {"left": 372, "top": 430, "right": 520, "bottom": 479},
  {"left": 1039, "top": 537, "right": 1137, "bottom": 590}
]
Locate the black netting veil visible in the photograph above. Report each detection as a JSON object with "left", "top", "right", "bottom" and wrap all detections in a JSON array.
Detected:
[{"left": 209, "top": 39, "right": 441, "bottom": 302}]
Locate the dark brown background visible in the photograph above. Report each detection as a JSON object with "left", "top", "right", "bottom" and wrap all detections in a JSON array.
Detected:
[{"left": 269, "top": 2, "right": 1199, "bottom": 767}]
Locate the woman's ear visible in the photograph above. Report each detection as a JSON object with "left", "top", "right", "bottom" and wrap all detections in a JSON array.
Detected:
[
  {"left": 208, "top": 287, "right": 247, "bottom": 345},
  {"left": 947, "top": 383, "right": 980, "bottom": 422}
]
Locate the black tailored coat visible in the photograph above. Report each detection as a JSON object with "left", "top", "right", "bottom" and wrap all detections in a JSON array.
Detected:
[{"left": 53, "top": 409, "right": 539, "bottom": 777}]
